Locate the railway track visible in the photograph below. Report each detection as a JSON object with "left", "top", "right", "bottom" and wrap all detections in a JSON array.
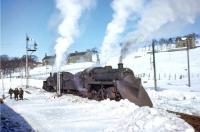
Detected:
[{"left": 168, "top": 110, "right": 200, "bottom": 132}]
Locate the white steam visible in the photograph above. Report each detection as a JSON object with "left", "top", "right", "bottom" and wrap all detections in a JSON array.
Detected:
[
  {"left": 100, "top": 0, "right": 143, "bottom": 64},
  {"left": 54, "top": 0, "right": 95, "bottom": 70},
  {"left": 121, "top": 0, "right": 200, "bottom": 59}
]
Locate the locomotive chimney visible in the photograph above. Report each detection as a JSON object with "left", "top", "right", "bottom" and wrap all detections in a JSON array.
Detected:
[
  {"left": 118, "top": 63, "right": 123, "bottom": 69},
  {"left": 118, "top": 53, "right": 123, "bottom": 69}
]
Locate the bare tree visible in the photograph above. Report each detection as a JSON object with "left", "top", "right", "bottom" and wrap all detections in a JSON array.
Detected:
[{"left": 0, "top": 55, "right": 38, "bottom": 76}]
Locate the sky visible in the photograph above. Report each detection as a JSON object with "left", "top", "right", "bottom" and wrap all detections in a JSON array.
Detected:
[{"left": 1, "top": 0, "right": 200, "bottom": 61}]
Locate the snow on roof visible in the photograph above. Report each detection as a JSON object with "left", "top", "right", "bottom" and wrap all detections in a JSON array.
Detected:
[{"left": 181, "top": 37, "right": 187, "bottom": 40}]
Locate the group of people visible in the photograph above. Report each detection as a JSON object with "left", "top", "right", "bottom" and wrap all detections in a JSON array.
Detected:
[{"left": 8, "top": 88, "right": 24, "bottom": 100}]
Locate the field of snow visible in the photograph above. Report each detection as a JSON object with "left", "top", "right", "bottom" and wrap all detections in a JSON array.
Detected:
[
  {"left": 12, "top": 62, "right": 100, "bottom": 80},
  {"left": 0, "top": 79, "right": 194, "bottom": 131},
  {"left": 119, "top": 47, "right": 200, "bottom": 116},
  {"left": 1, "top": 46, "right": 200, "bottom": 131},
  {"left": 108, "top": 46, "right": 200, "bottom": 78}
]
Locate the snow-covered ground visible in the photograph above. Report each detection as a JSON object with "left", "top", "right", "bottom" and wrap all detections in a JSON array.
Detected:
[
  {"left": 0, "top": 79, "right": 194, "bottom": 131},
  {"left": 100, "top": 47, "right": 200, "bottom": 116},
  {"left": 1, "top": 46, "right": 200, "bottom": 131},
  {"left": 12, "top": 62, "right": 100, "bottom": 80}
]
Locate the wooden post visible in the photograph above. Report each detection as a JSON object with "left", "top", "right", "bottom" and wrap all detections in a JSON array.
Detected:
[
  {"left": 169, "top": 73, "right": 171, "bottom": 80},
  {"left": 186, "top": 42, "right": 191, "bottom": 87},
  {"left": 152, "top": 40, "right": 157, "bottom": 91}
]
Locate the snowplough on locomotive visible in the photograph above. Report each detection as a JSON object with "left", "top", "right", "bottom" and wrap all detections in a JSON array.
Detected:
[{"left": 43, "top": 63, "right": 153, "bottom": 107}]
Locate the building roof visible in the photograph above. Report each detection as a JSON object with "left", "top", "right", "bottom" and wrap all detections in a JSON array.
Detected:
[
  {"left": 42, "top": 49, "right": 98, "bottom": 61},
  {"left": 69, "top": 51, "right": 87, "bottom": 57},
  {"left": 69, "top": 49, "right": 98, "bottom": 57},
  {"left": 42, "top": 55, "right": 55, "bottom": 61}
]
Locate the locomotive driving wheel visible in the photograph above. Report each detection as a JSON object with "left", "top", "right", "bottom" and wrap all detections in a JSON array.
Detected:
[{"left": 106, "top": 87, "right": 121, "bottom": 100}]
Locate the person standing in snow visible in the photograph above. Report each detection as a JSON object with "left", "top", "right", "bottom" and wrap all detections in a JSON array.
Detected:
[
  {"left": 19, "top": 88, "right": 24, "bottom": 100},
  {"left": 14, "top": 88, "right": 19, "bottom": 101},
  {"left": 8, "top": 88, "right": 14, "bottom": 99}
]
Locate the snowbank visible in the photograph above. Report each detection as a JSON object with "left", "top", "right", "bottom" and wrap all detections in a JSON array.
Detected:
[{"left": 105, "top": 107, "right": 193, "bottom": 132}]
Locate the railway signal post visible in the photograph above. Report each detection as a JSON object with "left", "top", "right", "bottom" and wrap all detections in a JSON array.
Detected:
[{"left": 25, "top": 35, "right": 37, "bottom": 88}]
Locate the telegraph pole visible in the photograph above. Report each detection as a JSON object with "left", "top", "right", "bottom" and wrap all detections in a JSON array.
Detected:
[
  {"left": 26, "top": 35, "right": 29, "bottom": 89},
  {"left": 186, "top": 42, "right": 191, "bottom": 87},
  {"left": 152, "top": 40, "right": 157, "bottom": 91},
  {"left": 1, "top": 71, "right": 5, "bottom": 99}
]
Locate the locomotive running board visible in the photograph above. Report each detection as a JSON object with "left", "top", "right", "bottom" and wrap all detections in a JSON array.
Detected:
[{"left": 116, "top": 75, "right": 153, "bottom": 107}]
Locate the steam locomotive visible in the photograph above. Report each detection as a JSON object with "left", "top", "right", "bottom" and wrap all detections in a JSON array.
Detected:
[{"left": 43, "top": 63, "right": 153, "bottom": 107}]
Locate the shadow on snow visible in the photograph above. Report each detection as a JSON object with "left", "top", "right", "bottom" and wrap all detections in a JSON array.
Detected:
[{"left": 0, "top": 103, "right": 34, "bottom": 132}]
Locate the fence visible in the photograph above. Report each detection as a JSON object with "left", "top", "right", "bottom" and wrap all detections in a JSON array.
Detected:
[{"left": 136, "top": 73, "right": 200, "bottom": 80}]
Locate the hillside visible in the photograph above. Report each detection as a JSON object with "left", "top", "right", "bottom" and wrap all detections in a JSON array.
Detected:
[{"left": 1, "top": 43, "right": 200, "bottom": 132}]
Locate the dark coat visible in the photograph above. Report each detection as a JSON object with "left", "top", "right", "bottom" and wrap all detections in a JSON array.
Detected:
[
  {"left": 19, "top": 89, "right": 24, "bottom": 97},
  {"left": 14, "top": 89, "right": 19, "bottom": 96},
  {"left": 8, "top": 89, "right": 13, "bottom": 95}
]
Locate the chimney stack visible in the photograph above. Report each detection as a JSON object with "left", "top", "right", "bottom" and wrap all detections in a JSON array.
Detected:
[{"left": 118, "top": 63, "right": 123, "bottom": 69}]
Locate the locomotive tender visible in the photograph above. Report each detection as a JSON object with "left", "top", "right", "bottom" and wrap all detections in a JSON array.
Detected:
[{"left": 43, "top": 63, "right": 153, "bottom": 107}]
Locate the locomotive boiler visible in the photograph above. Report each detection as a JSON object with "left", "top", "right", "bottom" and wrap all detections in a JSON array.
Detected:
[{"left": 43, "top": 63, "right": 153, "bottom": 107}]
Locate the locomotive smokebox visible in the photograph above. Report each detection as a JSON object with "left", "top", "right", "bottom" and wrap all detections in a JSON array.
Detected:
[{"left": 118, "top": 63, "right": 123, "bottom": 69}]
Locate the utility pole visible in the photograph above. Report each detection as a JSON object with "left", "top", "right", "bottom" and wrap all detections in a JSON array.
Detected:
[
  {"left": 1, "top": 71, "right": 5, "bottom": 99},
  {"left": 152, "top": 40, "right": 157, "bottom": 91},
  {"left": 186, "top": 42, "right": 191, "bottom": 87},
  {"left": 46, "top": 61, "right": 47, "bottom": 76},
  {"left": 26, "top": 35, "right": 29, "bottom": 89}
]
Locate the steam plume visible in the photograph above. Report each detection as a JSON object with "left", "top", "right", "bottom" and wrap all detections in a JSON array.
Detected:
[
  {"left": 54, "top": 0, "right": 95, "bottom": 70},
  {"left": 101, "top": 0, "right": 143, "bottom": 64},
  {"left": 121, "top": 0, "right": 200, "bottom": 60}
]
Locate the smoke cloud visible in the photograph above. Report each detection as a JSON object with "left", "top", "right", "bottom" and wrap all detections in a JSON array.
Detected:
[
  {"left": 54, "top": 0, "right": 95, "bottom": 70},
  {"left": 121, "top": 0, "right": 200, "bottom": 60},
  {"left": 100, "top": 0, "right": 143, "bottom": 64}
]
